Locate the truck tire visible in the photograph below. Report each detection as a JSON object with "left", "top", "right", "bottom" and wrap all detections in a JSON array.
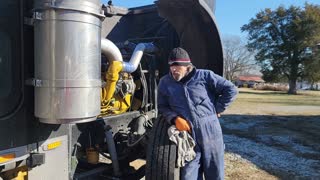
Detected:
[{"left": 146, "top": 117, "right": 180, "bottom": 180}]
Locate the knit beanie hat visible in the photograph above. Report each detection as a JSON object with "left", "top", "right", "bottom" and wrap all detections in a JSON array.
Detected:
[{"left": 168, "top": 47, "right": 192, "bottom": 66}]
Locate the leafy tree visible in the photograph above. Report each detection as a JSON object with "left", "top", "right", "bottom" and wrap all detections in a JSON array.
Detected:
[
  {"left": 303, "top": 47, "right": 320, "bottom": 89},
  {"left": 260, "top": 65, "right": 284, "bottom": 83},
  {"left": 241, "top": 3, "right": 320, "bottom": 94},
  {"left": 222, "top": 36, "right": 258, "bottom": 81}
]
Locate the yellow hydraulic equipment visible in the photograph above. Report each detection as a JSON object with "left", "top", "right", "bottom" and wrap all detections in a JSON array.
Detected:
[
  {"left": 101, "top": 61, "right": 134, "bottom": 116},
  {"left": 1, "top": 166, "right": 28, "bottom": 180},
  {"left": 102, "top": 61, "right": 123, "bottom": 101}
]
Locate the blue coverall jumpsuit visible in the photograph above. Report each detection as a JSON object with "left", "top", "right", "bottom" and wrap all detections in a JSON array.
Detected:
[{"left": 158, "top": 68, "right": 237, "bottom": 180}]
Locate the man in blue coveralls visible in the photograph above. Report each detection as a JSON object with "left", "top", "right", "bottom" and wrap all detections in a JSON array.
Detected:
[{"left": 158, "top": 47, "right": 237, "bottom": 180}]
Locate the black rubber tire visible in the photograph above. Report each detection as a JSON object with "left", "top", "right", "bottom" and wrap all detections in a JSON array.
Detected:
[{"left": 146, "top": 117, "right": 180, "bottom": 180}]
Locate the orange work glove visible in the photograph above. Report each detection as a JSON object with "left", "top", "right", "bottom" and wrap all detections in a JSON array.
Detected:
[{"left": 175, "top": 116, "right": 191, "bottom": 132}]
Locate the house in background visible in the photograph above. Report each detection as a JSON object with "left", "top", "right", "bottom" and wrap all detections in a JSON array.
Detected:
[{"left": 235, "top": 75, "right": 265, "bottom": 88}]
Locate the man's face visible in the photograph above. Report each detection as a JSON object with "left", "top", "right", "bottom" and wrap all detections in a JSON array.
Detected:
[{"left": 170, "top": 65, "right": 189, "bottom": 81}]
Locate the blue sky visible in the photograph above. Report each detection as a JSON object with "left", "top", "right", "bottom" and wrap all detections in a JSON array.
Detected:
[{"left": 102, "top": 0, "right": 320, "bottom": 37}]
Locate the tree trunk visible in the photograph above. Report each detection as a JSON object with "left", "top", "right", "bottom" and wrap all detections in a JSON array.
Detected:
[
  {"left": 288, "top": 79, "right": 297, "bottom": 94},
  {"left": 310, "top": 81, "right": 315, "bottom": 90},
  {"left": 310, "top": 78, "right": 315, "bottom": 90}
]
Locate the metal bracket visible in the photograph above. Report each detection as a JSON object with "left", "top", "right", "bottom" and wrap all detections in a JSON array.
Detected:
[
  {"left": 27, "top": 153, "right": 45, "bottom": 168},
  {"left": 104, "top": 5, "right": 128, "bottom": 16},
  {"left": 24, "top": 17, "right": 34, "bottom": 26},
  {"left": 33, "top": 12, "right": 43, "bottom": 20},
  {"left": 25, "top": 78, "right": 43, "bottom": 87}
]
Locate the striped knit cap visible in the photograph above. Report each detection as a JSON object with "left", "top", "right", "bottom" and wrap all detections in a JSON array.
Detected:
[{"left": 168, "top": 47, "right": 192, "bottom": 66}]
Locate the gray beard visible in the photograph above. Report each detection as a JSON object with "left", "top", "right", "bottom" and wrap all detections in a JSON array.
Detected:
[
  {"left": 171, "top": 66, "right": 193, "bottom": 81},
  {"left": 173, "top": 75, "right": 183, "bottom": 81},
  {"left": 173, "top": 71, "right": 189, "bottom": 81}
]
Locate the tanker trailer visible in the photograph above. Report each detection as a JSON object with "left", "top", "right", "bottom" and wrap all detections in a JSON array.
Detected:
[{"left": 0, "top": 0, "right": 222, "bottom": 179}]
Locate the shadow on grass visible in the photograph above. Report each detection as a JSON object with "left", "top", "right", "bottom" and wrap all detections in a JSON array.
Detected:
[
  {"left": 245, "top": 100, "right": 320, "bottom": 106},
  {"left": 239, "top": 90, "right": 320, "bottom": 96},
  {"left": 221, "top": 114, "right": 320, "bottom": 179},
  {"left": 239, "top": 90, "right": 288, "bottom": 95}
]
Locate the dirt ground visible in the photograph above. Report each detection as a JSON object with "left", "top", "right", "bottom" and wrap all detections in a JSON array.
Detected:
[{"left": 222, "top": 88, "right": 320, "bottom": 179}]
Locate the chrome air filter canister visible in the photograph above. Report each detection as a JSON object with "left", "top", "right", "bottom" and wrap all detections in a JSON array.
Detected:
[{"left": 34, "top": 0, "right": 104, "bottom": 124}]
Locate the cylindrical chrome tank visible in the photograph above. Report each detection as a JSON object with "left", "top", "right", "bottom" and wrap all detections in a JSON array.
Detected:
[{"left": 34, "top": 0, "right": 104, "bottom": 124}]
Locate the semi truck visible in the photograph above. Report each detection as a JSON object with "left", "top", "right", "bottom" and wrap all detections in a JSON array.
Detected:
[{"left": 0, "top": 0, "right": 223, "bottom": 179}]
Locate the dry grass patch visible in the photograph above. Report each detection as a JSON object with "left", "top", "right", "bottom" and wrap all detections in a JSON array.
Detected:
[
  {"left": 225, "top": 153, "right": 278, "bottom": 180},
  {"left": 226, "top": 88, "right": 320, "bottom": 115}
]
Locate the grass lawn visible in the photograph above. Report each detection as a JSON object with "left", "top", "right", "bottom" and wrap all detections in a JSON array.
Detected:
[{"left": 225, "top": 88, "right": 320, "bottom": 116}]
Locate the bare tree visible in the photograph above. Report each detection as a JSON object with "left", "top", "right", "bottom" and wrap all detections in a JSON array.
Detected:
[{"left": 222, "top": 35, "right": 258, "bottom": 81}]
